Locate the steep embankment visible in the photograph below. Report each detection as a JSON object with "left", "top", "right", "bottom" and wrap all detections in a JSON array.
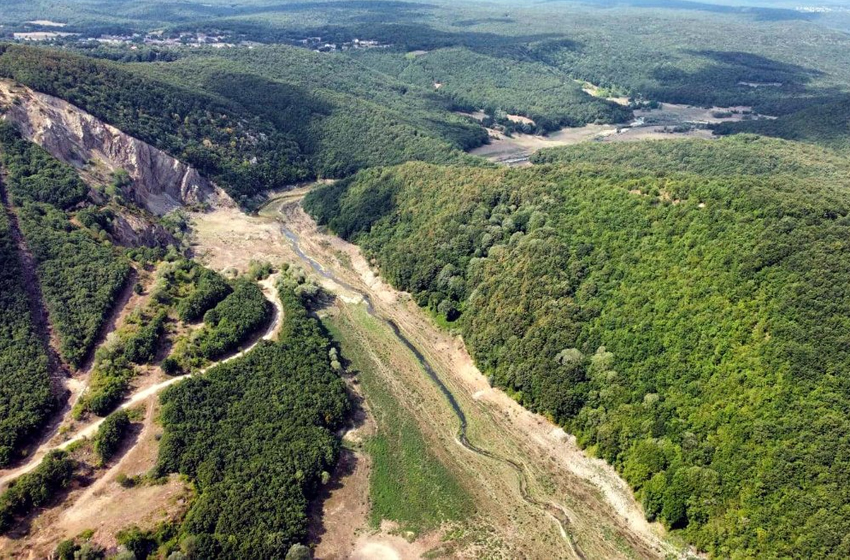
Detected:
[{"left": 0, "top": 79, "right": 232, "bottom": 215}]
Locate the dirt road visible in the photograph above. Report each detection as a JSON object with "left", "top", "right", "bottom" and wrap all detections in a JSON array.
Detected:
[{"left": 0, "top": 275, "right": 283, "bottom": 489}]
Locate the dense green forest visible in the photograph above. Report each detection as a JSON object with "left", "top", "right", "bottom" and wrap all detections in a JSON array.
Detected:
[
  {"left": 351, "top": 47, "right": 631, "bottom": 131},
  {"left": 0, "top": 123, "right": 131, "bottom": 369},
  {"left": 0, "top": 194, "right": 54, "bottom": 467},
  {"left": 5, "top": 0, "right": 850, "bottom": 165},
  {"left": 92, "top": 409, "right": 131, "bottom": 465},
  {"left": 0, "top": 43, "right": 488, "bottom": 200},
  {"left": 305, "top": 138, "right": 850, "bottom": 558},
  {"left": 191, "top": 278, "right": 271, "bottom": 360},
  {"left": 2, "top": 1, "right": 850, "bottom": 557},
  {"left": 136, "top": 47, "right": 487, "bottom": 177},
  {"left": 77, "top": 306, "right": 167, "bottom": 417},
  {"left": 531, "top": 133, "right": 850, "bottom": 176},
  {"left": 714, "top": 96, "right": 850, "bottom": 149},
  {"left": 154, "top": 280, "right": 349, "bottom": 558},
  {"left": 175, "top": 267, "right": 232, "bottom": 323},
  {"left": 81, "top": 260, "right": 270, "bottom": 416},
  {"left": 166, "top": 273, "right": 271, "bottom": 375}
]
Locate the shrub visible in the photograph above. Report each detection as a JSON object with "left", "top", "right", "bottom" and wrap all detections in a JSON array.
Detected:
[
  {"left": 93, "top": 410, "right": 131, "bottom": 465},
  {"left": 0, "top": 450, "right": 76, "bottom": 534}
]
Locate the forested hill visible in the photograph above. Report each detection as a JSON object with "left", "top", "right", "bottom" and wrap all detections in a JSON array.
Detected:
[
  {"left": 0, "top": 44, "right": 488, "bottom": 205},
  {"left": 714, "top": 97, "right": 850, "bottom": 150},
  {"left": 134, "top": 46, "right": 489, "bottom": 176},
  {"left": 304, "top": 138, "right": 850, "bottom": 559},
  {"left": 350, "top": 47, "right": 632, "bottom": 132},
  {"left": 531, "top": 134, "right": 850, "bottom": 177},
  {"left": 0, "top": 44, "right": 308, "bottom": 205}
]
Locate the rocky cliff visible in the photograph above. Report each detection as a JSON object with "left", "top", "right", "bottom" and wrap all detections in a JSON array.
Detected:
[{"left": 0, "top": 79, "right": 234, "bottom": 215}]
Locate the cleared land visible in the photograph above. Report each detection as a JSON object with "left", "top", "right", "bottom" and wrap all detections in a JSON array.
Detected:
[
  {"left": 0, "top": 275, "right": 283, "bottom": 557},
  {"left": 470, "top": 103, "right": 769, "bottom": 166},
  {"left": 1, "top": 184, "right": 686, "bottom": 558}
]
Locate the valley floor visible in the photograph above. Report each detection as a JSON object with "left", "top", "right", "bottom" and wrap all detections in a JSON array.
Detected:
[
  {"left": 0, "top": 185, "right": 691, "bottom": 559},
  {"left": 470, "top": 102, "right": 769, "bottom": 166},
  {"left": 189, "top": 190, "right": 689, "bottom": 559}
]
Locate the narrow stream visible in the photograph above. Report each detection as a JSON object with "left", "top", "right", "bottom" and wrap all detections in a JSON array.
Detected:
[{"left": 280, "top": 219, "right": 586, "bottom": 560}]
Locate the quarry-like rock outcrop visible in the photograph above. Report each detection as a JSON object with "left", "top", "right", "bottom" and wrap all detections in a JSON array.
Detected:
[
  {"left": 109, "top": 209, "right": 176, "bottom": 248},
  {"left": 0, "top": 79, "right": 234, "bottom": 215}
]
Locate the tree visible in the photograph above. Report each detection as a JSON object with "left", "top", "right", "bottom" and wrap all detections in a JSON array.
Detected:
[{"left": 285, "top": 544, "right": 312, "bottom": 560}]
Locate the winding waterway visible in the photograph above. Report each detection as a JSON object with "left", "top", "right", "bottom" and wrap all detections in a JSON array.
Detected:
[{"left": 280, "top": 221, "right": 587, "bottom": 560}]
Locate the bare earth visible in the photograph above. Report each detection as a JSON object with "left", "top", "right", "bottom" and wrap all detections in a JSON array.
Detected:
[
  {"left": 470, "top": 102, "right": 768, "bottom": 166},
  {"left": 0, "top": 275, "right": 284, "bottom": 557},
  {"left": 1, "top": 182, "right": 690, "bottom": 558}
]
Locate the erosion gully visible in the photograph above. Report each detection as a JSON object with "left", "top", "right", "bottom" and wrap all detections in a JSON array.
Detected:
[{"left": 280, "top": 224, "right": 587, "bottom": 560}]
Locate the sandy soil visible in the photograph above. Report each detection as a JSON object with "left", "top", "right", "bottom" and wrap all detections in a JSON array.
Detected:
[
  {"left": 289, "top": 204, "right": 664, "bottom": 544},
  {"left": 351, "top": 522, "right": 443, "bottom": 560},
  {"left": 506, "top": 114, "right": 535, "bottom": 125},
  {"left": 309, "top": 362, "right": 375, "bottom": 560},
  {"left": 188, "top": 206, "right": 293, "bottom": 272},
  {"left": 12, "top": 32, "right": 77, "bottom": 40},
  {"left": 0, "top": 395, "right": 191, "bottom": 558},
  {"left": 470, "top": 124, "right": 619, "bottom": 164},
  {"left": 1, "top": 182, "right": 687, "bottom": 557},
  {"left": 25, "top": 20, "right": 67, "bottom": 27},
  {"left": 0, "top": 273, "right": 284, "bottom": 555}
]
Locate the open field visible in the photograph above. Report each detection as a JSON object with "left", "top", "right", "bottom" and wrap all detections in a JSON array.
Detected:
[{"left": 470, "top": 103, "right": 770, "bottom": 166}]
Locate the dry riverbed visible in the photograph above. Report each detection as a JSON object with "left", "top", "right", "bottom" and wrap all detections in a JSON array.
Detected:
[{"left": 242, "top": 193, "right": 690, "bottom": 558}]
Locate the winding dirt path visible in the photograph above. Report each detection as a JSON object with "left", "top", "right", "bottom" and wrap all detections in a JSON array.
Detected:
[{"left": 0, "top": 275, "right": 283, "bottom": 488}]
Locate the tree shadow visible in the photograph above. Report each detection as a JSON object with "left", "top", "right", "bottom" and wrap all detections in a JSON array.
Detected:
[
  {"left": 105, "top": 419, "right": 145, "bottom": 468},
  {"left": 566, "top": 0, "right": 815, "bottom": 22},
  {"left": 200, "top": 70, "right": 332, "bottom": 153},
  {"left": 305, "top": 388, "right": 368, "bottom": 557},
  {"left": 1, "top": 460, "right": 97, "bottom": 540},
  {"left": 640, "top": 49, "right": 829, "bottom": 111}
]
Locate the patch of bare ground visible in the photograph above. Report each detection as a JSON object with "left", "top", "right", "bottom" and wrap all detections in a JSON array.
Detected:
[
  {"left": 188, "top": 204, "right": 293, "bottom": 272},
  {"left": 580, "top": 82, "right": 631, "bottom": 106},
  {"left": 1, "top": 272, "right": 284, "bottom": 489},
  {"left": 308, "top": 364, "right": 374, "bottom": 560},
  {"left": 0, "top": 398, "right": 191, "bottom": 559},
  {"left": 0, "top": 266, "right": 158, "bottom": 487},
  {"left": 351, "top": 521, "right": 444, "bottom": 560},
  {"left": 470, "top": 102, "right": 771, "bottom": 166},
  {"left": 506, "top": 114, "right": 535, "bottom": 126},
  {"left": 0, "top": 275, "right": 284, "bottom": 554},
  {"left": 0, "top": 157, "right": 172, "bottom": 526}
]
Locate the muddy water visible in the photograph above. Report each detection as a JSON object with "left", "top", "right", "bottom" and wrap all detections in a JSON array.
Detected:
[{"left": 280, "top": 223, "right": 587, "bottom": 559}]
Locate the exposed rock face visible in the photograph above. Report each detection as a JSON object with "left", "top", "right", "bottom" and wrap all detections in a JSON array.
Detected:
[
  {"left": 0, "top": 80, "right": 234, "bottom": 215},
  {"left": 109, "top": 209, "right": 176, "bottom": 248}
]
